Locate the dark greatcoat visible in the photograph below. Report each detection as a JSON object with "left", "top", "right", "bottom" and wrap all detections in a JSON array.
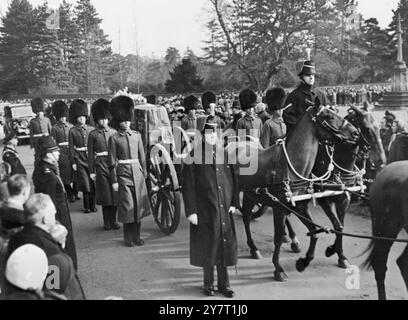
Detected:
[
  {"left": 6, "top": 224, "right": 85, "bottom": 300},
  {"left": 29, "top": 116, "right": 52, "bottom": 149},
  {"left": 51, "top": 121, "right": 73, "bottom": 185},
  {"left": 260, "top": 117, "right": 286, "bottom": 148},
  {"left": 2, "top": 145, "right": 26, "bottom": 176},
  {"left": 32, "top": 160, "right": 78, "bottom": 271},
  {"left": 182, "top": 141, "right": 239, "bottom": 268},
  {"left": 69, "top": 124, "right": 94, "bottom": 192},
  {"left": 283, "top": 81, "right": 328, "bottom": 132},
  {"left": 88, "top": 126, "right": 117, "bottom": 206},
  {"left": 181, "top": 114, "right": 197, "bottom": 131},
  {"left": 108, "top": 130, "right": 151, "bottom": 223},
  {"left": 236, "top": 114, "right": 263, "bottom": 140}
]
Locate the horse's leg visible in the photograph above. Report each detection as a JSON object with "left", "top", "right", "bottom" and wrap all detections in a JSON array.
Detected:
[
  {"left": 285, "top": 217, "right": 301, "bottom": 253},
  {"left": 295, "top": 203, "right": 319, "bottom": 272},
  {"left": 334, "top": 194, "right": 351, "bottom": 269},
  {"left": 242, "top": 193, "right": 262, "bottom": 259},
  {"left": 396, "top": 227, "right": 408, "bottom": 295},
  {"left": 272, "top": 207, "right": 288, "bottom": 282},
  {"left": 371, "top": 240, "right": 395, "bottom": 300}
]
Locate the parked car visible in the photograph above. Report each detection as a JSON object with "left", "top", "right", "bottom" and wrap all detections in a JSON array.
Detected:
[{"left": 4, "top": 104, "right": 35, "bottom": 144}]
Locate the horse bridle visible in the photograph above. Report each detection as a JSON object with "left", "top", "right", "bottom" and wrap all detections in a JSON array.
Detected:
[{"left": 306, "top": 107, "right": 356, "bottom": 145}]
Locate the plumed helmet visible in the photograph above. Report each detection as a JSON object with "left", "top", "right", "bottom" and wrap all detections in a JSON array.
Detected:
[
  {"left": 5, "top": 244, "right": 49, "bottom": 291},
  {"left": 146, "top": 95, "right": 157, "bottom": 105},
  {"left": 110, "top": 95, "right": 135, "bottom": 129},
  {"left": 51, "top": 100, "right": 69, "bottom": 120},
  {"left": 91, "top": 98, "right": 111, "bottom": 122},
  {"left": 36, "top": 135, "right": 59, "bottom": 157},
  {"left": 296, "top": 48, "right": 316, "bottom": 77},
  {"left": 183, "top": 95, "right": 199, "bottom": 111},
  {"left": 201, "top": 91, "right": 217, "bottom": 110},
  {"left": 31, "top": 97, "right": 45, "bottom": 113},
  {"left": 69, "top": 99, "right": 89, "bottom": 124},
  {"left": 196, "top": 115, "right": 218, "bottom": 133},
  {"left": 239, "top": 89, "right": 258, "bottom": 111},
  {"left": 265, "top": 87, "right": 287, "bottom": 112}
]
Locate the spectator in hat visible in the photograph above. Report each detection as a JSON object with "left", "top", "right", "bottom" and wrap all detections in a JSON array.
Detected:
[
  {"left": 6, "top": 193, "right": 85, "bottom": 299},
  {"left": 236, "top": 89, "right": 263, "bottom": 141},
  {"left": 1, "top": 244, "right": 67, "bottom": 300},
  {"left": 181, "top": 95, "right": 199, "bottom": 131},
  {"left": 29, "top": 97, "right": 52, "bottom": 164},
  {"left": 2, "top": 132, "right": 26, "bottom": 177},
  {"left": 283, "top": 49, "right": 328, "bottom": 135},
  {"left": 32, "top": 137, "right": 78, "bottom": 270},
  {"left": 183, "top": 115, "right": 239, "bottom": 298}
]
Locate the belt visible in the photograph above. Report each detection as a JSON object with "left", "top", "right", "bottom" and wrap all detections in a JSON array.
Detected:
[
  {"left": 95, "top": 152, "right": 108, "bottom": 157},
  {"left": 74, "top": 147, "right": 87, "bottom": 152},
  {"left": 33, "top": 133, "right": 48, "bottom": 138},
  {"left": 58, "top": 142, "right": 69, "bottom": 147},
  {"left": 117, "top": 159, "right": 139, "bottom": 165}
]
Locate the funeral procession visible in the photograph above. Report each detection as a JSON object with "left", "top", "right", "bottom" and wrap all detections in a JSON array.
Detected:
[{"left": 1, "top": 0, "right": 408, "bottom": 304}]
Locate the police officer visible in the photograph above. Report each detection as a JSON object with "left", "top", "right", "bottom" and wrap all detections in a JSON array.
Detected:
[
  {"left": 68, "top": 99, "right": 96, "bottom": 214},
  {"left": 32, "top": 135, "right": 78, "bottom": 271},
  {"left": 51, "top": 101, "right": 75, "bottom": 203},
  {"left": 29, "top": 97, "right": 52, "bottom": 164},
  {"left": 108, "top": 96, "right": 151, "bottom": 247},
  {"left": 283, "top": 49, "right": 328, "bottom": 135},
  {"left": 2, "top": 132, "right": 26, "bottom": 177},
  {"left": 181, "top": 95, "right": 199, "bottom": 131},
  {"left": 183, "top": 115, "right": 239, "bottom": 298},
  {"left": 88, "top": 99, "right": 119, "bottom": 231},
  {"left": 236, "top": 89, "right": 263, "bottom": 140}
]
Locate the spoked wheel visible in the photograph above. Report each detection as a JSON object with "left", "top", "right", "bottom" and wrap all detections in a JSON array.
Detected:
[
  {"left": 251, "top": 204, "right": 268, "bottom": 220},
  {"left": 148, "top": 145, "right": 181, "bottom": 235}
]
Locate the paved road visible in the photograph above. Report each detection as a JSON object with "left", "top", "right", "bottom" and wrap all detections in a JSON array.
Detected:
[{"left": 17, "top": 144, "right": 408, "bottom": 300}]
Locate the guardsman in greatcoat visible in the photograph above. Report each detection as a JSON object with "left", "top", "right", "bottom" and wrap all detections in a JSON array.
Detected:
[
  {"left": 181, "top": 95, "right": 199, "bottom": 132},
  {"left": 88, "top": 99, "right": 120, "bottom": 231},
  {"left": 68, "top": 99, "right": 96, "bottom": 214},
  {"left": 202, "top": 91, "right": 224, "bottom": 130},
  {"left": 236, "top": 89, "right": 263, "bottom": 141},
  {"left": 32, "top": 135, "right": 78, "bottom": 271},
  {"left": 283, "top": 49, "right": 328, "bottom": 136},
  {"left": 51, "top": 101, "right": 75, "bottom": 203},
  {"left": 108, "top": 96, "right": 151, "bottom": 247},
  {"left": 29, "top": 97, "right": 52, "bottom": 164},
  {"left": 183, "top": 115, "right": 239, "bottom": 298}
]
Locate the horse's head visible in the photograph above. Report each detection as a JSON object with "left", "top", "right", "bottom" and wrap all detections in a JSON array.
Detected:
[
  {"left": 306, "top": 98, "right": 360, "bottom": 145},
  {"left": 346, "top": 105, "right": 387, "bottom": 166}
]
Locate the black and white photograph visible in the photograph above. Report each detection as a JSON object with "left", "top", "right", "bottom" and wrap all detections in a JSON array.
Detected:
[{"left": 0, "top": 0, "right": 407, "bottom": 308}]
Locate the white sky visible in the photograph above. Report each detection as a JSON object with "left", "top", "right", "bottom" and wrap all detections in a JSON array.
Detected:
[{"left": 0, "top": 0, "right": 401, "bottom": 57}]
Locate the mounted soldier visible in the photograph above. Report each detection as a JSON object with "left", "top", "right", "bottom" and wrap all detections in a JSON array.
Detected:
[
  {"left": 51, "top": 101, "right": 75, "bottom": 203},
  {"left": 283, "top": 49, "right": 328, "bottom": 136}
]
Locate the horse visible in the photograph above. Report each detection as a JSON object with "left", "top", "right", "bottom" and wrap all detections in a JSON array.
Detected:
[
  {"left": 363, "top": 161, "right": 408, "bottom": 300},
  {"left": 387, "top": 132, "right": 408, "bottom": 164},
  {"left": 227, "top": 101, "right": 360, "bottom": 281}
]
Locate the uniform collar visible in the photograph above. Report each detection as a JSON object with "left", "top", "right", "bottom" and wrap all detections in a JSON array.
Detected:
[
  {"left": 97, "top": 126, "right": 109, "bottom": 133},
  {"left": 118, "top": 129, "right": 132, "bottom": 136}
]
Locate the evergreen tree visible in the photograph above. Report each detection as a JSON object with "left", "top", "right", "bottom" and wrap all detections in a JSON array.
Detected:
[
  {"left": 164, "top": 47, "right": 181, "bottom": 71},
  {"left": 165, "top": 58, "right": 203, "bottom": 93},
  {"left": 0, "top": 0, "right": 39, "bottom": 95}
]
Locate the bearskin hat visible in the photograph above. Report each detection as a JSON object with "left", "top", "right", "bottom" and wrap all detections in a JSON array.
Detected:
[
  {"left": 265, "top": 87, "right": 286, "bottom": 112},
  {"left": 183, "top": 95, "right": 199, "bottom": 111},
  {"left": 91, "top": 98, "right": 111, "bottom": 122},
  {"left": 201, "top": 91, "right": 217, "bottom": 110},
  {"left": 239, "top": 89, "right": 258, "bottom": 111},
  {"left": 31, "top": 97, "right": 45, "bottom": 113},
  {"left": 146, "top": 95, "right": 157, "bottom": 105},
  {"left": 69, "top": 99, "right": 89, "bottom": 124},
  {"left": 110, "top": 96, "right": 134, "bottom": 128},
  {"left": 51, "top": 100, "right": 69, "bottom": 120}
]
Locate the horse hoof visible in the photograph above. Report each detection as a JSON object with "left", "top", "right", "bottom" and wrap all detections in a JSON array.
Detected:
[
  {"left": 338, "top": 259, "right": 351, "bottom": 269},
  {"left": 282, "top": 235, "right": 291, "bottom": 244},
  {"left": 291, "top": 242, "right": 301, "bottom": 253},
  {"left": 296, "top": 258, "right": 308, "bottom": 272},
  {"left": 250, "top": 250, "right": 263, "bottom": 260},
  {"left": 274, "top": 271, "right": 288, "bottom": 282},
  {"left": 325, "top": 246, "right": 336, "bottom": 258}
]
